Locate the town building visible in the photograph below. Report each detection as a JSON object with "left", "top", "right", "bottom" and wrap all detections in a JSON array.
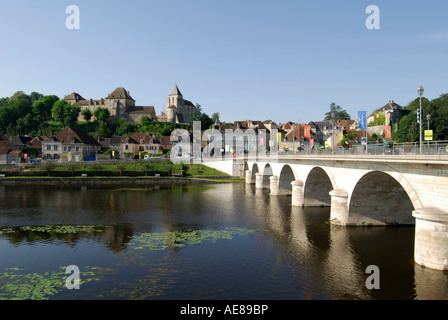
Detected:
[{"left": 41, "top": 127, "right": 101, "bottom": 162}]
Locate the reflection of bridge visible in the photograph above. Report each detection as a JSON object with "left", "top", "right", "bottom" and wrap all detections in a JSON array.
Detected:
[{"left": 203, "top": 155, "right": 448, "bottom": 271}]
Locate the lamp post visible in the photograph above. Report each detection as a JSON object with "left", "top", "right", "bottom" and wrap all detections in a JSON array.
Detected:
[
  {"left": 331, "top": 112, "right": 335, "bottom": 155},
  {"left": 417, "top": 86, "right": 424, "bottom": 154},
  {"left": 427, "top": 114, "right": 431, "bottom": 150}
]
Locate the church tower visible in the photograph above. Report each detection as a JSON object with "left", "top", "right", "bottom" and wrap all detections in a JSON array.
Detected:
[{"left": 166, "top": 85, "right": 184, "bottom": 122}]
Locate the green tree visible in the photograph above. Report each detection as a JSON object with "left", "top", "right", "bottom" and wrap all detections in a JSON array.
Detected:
[
  {"left": 324, "top": 103, "right": 351, "bottom": 121},
  {"left": 33, "top": 95, "right": 59, "bottom": 120},
  {"left": 192, "top": 103, "right": 203, "bottom": 123},
  {"left": 115, "top": 118, "right": 136, "bottom": 136},
  {"left": 51, "top": 100, "right": 80, "bottom": 127},
  {"left": 81, "top": 109, "right": 93, "bottom": 121},
  {"left": 98, "top": 121, "right": 112, "bottom": 138},
  {"left": 94, "top": 107, "right": 110, "bottom": 123},
  {"left": 212, "top": 112, "right": 220, "bottom": 123}
]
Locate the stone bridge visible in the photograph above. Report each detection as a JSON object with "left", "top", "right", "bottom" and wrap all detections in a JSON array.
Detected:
[{"left": 203, "top": 155, "right": 448, "bottom": 271}]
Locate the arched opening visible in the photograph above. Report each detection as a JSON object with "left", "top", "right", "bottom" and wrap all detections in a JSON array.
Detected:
[
  {"left": 304, "top": 167, "right": 333, "bottom": 207},
  {"left": 349, "top": 171, "right": 415, "bottom": 226},
  {"left": 262, "top": 164, "right": 273, "bottom": 189},
  {"left": 251, "top": 163, "right": 259, "bottom": 181},
  {"left": 278, "top": 165, "right": 295, "bottom": 195}
]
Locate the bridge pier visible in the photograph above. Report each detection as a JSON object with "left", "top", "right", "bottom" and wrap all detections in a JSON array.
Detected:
[
  {"left": 245, "top": 170, "right": 254, "bottom": 184},
  {"left": 413, "top": 208, "right": 448, "bottom": 271},
  {"left": 291, "top": 180, "right": 305, "bottom": 207},
  {"left": 269, "top": 175, "right": 279, "bottom": 195},
  {"left": 255, "top": 173, "right": 265, "bottom": 189},
  {"left": 329, "top": 190, "right": 349, "bottom": 226}
]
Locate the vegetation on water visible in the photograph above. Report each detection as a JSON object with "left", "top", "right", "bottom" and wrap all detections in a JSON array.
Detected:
[
  {"left": 0, "top": 266, "right": 104, "bottom": 300},
  {"left": 0, "top": 225, "right": 258, "bottom": 299},
  {"left": 130, "top": 228, "right": 258, "bottom": 251}
]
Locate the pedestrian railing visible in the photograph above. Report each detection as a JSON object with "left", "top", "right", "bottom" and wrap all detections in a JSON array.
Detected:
[{"left": 278, "top": 141, "right": 448, "bottom": 156}]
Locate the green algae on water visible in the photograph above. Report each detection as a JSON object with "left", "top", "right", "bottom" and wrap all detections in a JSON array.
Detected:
[{"left": 129, "top": 227, "right": 258, "bottom": 251}]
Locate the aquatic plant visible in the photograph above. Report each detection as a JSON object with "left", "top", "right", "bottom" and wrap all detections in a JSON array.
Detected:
[
  {"left": 0, "top": 266, "right": 104, "bottom": 300},
  {"left": 129, "top": 227, "right": 258, "bottom": 251}
]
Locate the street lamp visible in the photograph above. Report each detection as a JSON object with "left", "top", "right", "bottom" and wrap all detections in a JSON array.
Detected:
[
  {"left": 331, "top": 112, "right": 335, "bottom": 155},
  {"left": 427, "top": 114, "right": 431, "bottom": 150},
  {"left": 417, "top": 86, "right": 424, "bottom": 154}
]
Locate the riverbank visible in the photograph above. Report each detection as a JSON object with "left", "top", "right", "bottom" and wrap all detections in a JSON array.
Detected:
[{"left": 0, "top": 176, "right": 244, "bottom": 186}]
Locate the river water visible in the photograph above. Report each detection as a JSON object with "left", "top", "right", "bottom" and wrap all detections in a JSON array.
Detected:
[{"left": 0, "top": 182, "right": 447, "bottom": 300}]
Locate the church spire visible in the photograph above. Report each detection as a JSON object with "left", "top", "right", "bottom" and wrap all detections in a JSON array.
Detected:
[{"left": 169, "top": 85, "right": 183, "bottom": 97}]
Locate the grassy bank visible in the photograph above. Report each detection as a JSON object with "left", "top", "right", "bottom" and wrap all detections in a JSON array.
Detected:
[{"left": 0, "top": 161, "right": 232, "bottom": 178}]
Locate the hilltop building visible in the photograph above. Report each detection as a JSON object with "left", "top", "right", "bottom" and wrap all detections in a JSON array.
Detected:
[
  {"left": 158, "top": 85, "right": 196, "bottom": 124},
  {"left": 65, "top": 85, "right": 195, "bottom": 125}
]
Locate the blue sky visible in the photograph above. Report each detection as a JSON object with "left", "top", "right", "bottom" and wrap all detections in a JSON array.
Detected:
[{"left": 0, "top": 0, "right": 447, "bottom": 124}]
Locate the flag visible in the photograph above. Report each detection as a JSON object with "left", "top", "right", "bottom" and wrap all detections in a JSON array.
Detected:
[
  {"left": 304, "top": 125, "right": 311, "bottom": 139},
  {"left": 384, "top": 126, "right": 391, "bottom": 139},
  {"left": 358, "top": 111, "right": 367, "bottom": 130}
]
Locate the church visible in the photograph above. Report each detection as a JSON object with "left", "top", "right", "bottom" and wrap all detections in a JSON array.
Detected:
[
  {"left": 65, "top": 85, "right": 195, "bottom": 124},
  {"left": 158, "top": 85, "right": 196, "bottom": 124}
]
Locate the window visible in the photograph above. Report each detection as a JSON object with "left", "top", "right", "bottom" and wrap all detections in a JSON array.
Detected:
[
  {"left": 125, "top": 145, "right": 129, "bottom": 150},
  {"left": 63, "top": 146, "right": 67, "bottom": 152},
  {"left": 53, "top": 145, "right": 58, "bottom": 151},
  {"left": 68, "top": 146, "right": 72, "bottom": 152},
  {"left": 46, "top": 145, "right": 51, "bottom": 151},
  {"left": 75, "top": 146, "right": 80, "bottom": 152}
]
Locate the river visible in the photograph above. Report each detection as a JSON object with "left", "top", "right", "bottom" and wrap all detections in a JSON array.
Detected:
[{"left": 0, "top": 182, "right": 447, "bottom": 300}]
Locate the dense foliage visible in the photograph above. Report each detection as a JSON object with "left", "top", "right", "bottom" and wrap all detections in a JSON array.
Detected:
[
  {"left": 394, "top": 93, "right": 448, "bottom": 142},
  {"left": 0, "top": 91, "right": 215, "bottom": 139}
]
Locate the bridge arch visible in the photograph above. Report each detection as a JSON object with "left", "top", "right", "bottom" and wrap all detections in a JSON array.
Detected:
[
  {"left": 304, "top": 167, "right": 334, "bottom": 207},
  {"left": 348, "top": 171, "right": 416, "bottom": 226},
  {"left": 250, "top": 162, "right": 259, "bottom": 181},
  {"left": 277, "top": 164, "right": 296, "bottom": 195},
  {"left": 262, "top": 163, "right": 273, "bottom": 188}
]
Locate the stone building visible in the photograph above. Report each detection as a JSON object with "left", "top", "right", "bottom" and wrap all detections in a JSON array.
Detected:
[
  {"left": 161, "top": 85, "right": 195, "bottom": 124},
  {"left": 41, "top": 127, "right": 101, "bottom": 162},
  {"left": 65, "top": 87, "right": 156, "bottom": 124}
]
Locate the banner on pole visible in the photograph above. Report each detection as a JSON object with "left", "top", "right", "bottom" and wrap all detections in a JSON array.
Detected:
[
  {"left": 304, "top": 125, "right": 311, "bottom": 139},
  {"left": 358, "top": 111, "right": 367, "bottom": 130},
  {"left": 384, "top": 126, "right": 391, "bottom": 139}
]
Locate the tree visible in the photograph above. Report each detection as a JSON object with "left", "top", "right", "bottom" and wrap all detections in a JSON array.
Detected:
[
  {"left": 324, "top": 103, "right": 351, "bottom": 121},
  {"left": 212, "top": 112, "right": 220, "bottom": 123},
  {"left": 192, "top": 103, "right": 203, "bottom": 123},
  {"left": 98, "top": 121, "right": 112, "bottom": 138},
  {"left": 199, "top": 113, "right": 213, "bottom": 130},
  {"left": 81, "top": 108, "right": 93, "bottom": 121},
  {"left": 115, "top": 118, "right": 136, "bottom": 136},
  {"left": 94, "top": 107, "right": 110, "bottom": 123},
  {"left": 33, "top": 95, "right": 59, "bottom": 120},
  {"left": 51, "top": 99, "right": 80, "bottom": 127}
]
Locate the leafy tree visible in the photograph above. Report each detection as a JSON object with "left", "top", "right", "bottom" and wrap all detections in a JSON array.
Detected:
[
  {"left": 192, "top": 103, "right": 203, "bottom": 123},
  {"left": 81, "top": 108, "right": 93, "bottom": 121},
  {"left": 94, "top": 107, "right": 110, "bottom": 123},
  {"left": 98, "top": 121, "right": 112, "bottom": 138},
  {"left": 51, "top": 99, "right": 80, "bottom": 127},
  {"left": 115, "top": 118, "right": 136, "bottom": 136},
  {"left": 199, "top": 112, "right": 213, "bottom": 130},
  {"left": 0, "top": 91, "right": 36, "bottom": 135},
  {"left": 16, "top": 114, "right": 40, "bottom": 136},
  {"left": 29, "top": 92, "right": 44, "bottom": 104},
  {"left": 212, "top": 112, "right": 220, "bottom": 123},
  {"left": 324, "top": 103, "right": 351, "bottom": 121},
  {"left": 33, "top": 95, "right": 59, "bottom": 120}
]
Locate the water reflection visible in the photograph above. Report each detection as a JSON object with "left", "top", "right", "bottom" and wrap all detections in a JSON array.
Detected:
[{"left": 0, "top": 183, "right": 447, "bottom": 300}]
